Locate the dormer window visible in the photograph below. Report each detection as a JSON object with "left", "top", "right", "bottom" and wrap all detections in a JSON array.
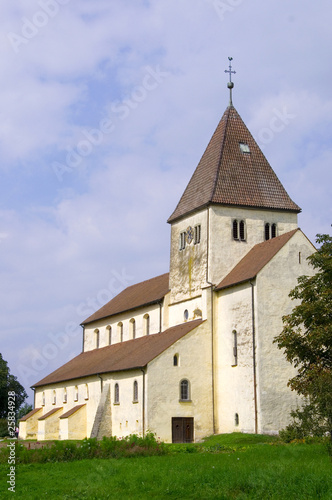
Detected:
[{"left": 239, "top": 142, "right": 250, "bottom": 154}]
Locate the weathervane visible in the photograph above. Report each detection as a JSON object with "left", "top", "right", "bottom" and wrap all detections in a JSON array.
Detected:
[{"left": 224, "top": 56, "right": 236, "bottom": 106}]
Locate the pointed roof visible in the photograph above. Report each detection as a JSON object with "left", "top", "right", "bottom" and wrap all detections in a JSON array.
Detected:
[
  {"left": 33, "top": 319, "right": 204, "bottom": 387},
  {"left": 168, "top": 106, "right": 300, "bottom": 223},
  {"left": 216, "top": 229, "right": 299, "bottom": 290}
]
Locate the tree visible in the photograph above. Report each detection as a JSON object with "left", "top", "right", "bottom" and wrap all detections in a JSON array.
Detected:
[
  {"left": 0, "top": 353, "right": 28, "bottom": 418},
  {"left": 274, "top": 234, "right": 332, "bottom": 443}
]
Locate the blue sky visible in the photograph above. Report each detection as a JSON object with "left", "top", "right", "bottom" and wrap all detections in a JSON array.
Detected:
[{"left": 1, "top": 0, "right": 331, "bottom": 403}]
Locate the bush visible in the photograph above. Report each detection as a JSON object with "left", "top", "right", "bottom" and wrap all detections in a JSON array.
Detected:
[
  {"left": 0, "top": 433, "right": 167, "bottom": 464},
  {"left": 0, "top": 418, "right": 8, "bottom": 438}
]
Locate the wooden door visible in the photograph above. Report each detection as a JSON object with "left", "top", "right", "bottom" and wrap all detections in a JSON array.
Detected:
[{"left": 172, "top": 417, "right": 194, "bottom": 443}]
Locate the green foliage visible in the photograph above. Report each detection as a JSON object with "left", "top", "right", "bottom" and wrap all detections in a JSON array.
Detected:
[
  {"left": 17, "top": 403, "right": 33, "bottom": 421},
  {"left": 274, "top": 234, "right": 332, "bottom": 442},
  {"left": 0, "top": 435, "right": 331, "bottom": 499},
  {"left": 0, "top": 433, "right": 166, "bottom": 464},
  {"left": 0, "top": 353, "right": 27, "bottom": 418},
  {"left": 0, "top": 419, "right": 8, "bottom": 438}
]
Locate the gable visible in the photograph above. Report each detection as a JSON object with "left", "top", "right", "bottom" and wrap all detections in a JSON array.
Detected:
[{"left": 216, "top": 229, "right": 300, "bottom": 290}]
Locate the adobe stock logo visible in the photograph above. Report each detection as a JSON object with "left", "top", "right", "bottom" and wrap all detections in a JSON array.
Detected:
[
  {"left": 52, "top": 65, "right": 169, "bottom": 182},
  {"left": 7, "top": 0, "right": 71, "bottom": 54},
  {"left": 255, "top": 107, "right": 296, "bottom": 149}
]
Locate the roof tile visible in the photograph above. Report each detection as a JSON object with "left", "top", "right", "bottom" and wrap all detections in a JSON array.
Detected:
[
  {"left": 82, "top": 273, "right": 169, "bottom": 325},
  {"left": 33, "top": 319, "right": 203, "bottom": 387},
  {"left": 216, "top": 229, "right": 299, "bottom": 290},
  {"left": 168, "top": 106, "right": 300, "bottom": 223}
]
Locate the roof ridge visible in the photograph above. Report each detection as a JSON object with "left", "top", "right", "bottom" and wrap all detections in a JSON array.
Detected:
[{"left": 210, "top": 106, "right": 231, "bottom": 201}]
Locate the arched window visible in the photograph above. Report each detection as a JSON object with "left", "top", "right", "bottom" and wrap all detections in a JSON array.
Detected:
[
  {"left": 184, "top": 309, "right": 189, "bottom": 321},
  {"left": 271, "top": 223, "right": 277, "bottom": 239},
  {"left": 133, "top": 381, "right": 138, "bottom": 403},
  {"left": 107, "top": 325, "right": 112, "bottom": 345},
  {"left": 180, "top": 379, "right": 190, "bottom": 401},
  {"left": 84, "top": 384, "right": 89, "bottom": 400},
  {"left": 143, "top": 314, "right": 150, "bottom": 336},
  {"left": 232, "top": 330, "right": 238, "bottom": 366},
  {"left": 63, "top": 388, "right": 67, "bottom": 404},
  {"left": 94, "top": 329, "right": 100, "bottom": 349},
  {"left": 42, "top": 392, "right": 45, "bottom": 406},
  {"left": 173, "top": 354, "right": 179, "bottom": 366},
  {"left": 233, "top": 220, "right": 246, "bottom": 241},
  {"left": 74, "top": 386, "right": 78, "bottom": 402},
  {"left": 114, "top": 383, "right": 119, "bottom": 404},
  {"left": 265, "top": 223, "right": 270, "bottom": 240},
  {"left": 118, "top": 322, "right": 123, "bottom": 342},
  {"left": 233, "top": 219, "right": 238, "bottom": 240},
  {"left": 239, "top": 220, "right": 245, "bottom": 241},
  {"left": 52, "top": 390, "right": 56, "bottom": 405},
  {"left": 235, "top": 413, "right": 239, "bottom": 426},
  {"left": 265, "top": 223, "right": 277, "bottom": 240},
  {"left": 130, "top": 318, "right": 136, "bottom": 339}
]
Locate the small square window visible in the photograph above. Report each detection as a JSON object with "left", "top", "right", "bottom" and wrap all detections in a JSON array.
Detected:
[{"left": 239, "top": 143, "right": 250, "bottom": 154}]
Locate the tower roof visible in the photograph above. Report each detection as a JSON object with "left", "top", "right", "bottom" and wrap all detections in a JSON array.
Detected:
[{"left": 168, "top": 106, "right": 300, "bottom": 223}]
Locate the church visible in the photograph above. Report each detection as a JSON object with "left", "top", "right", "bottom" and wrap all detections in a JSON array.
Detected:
[{"left": 19, "top": 69, "right": 316, "bottom": 443}]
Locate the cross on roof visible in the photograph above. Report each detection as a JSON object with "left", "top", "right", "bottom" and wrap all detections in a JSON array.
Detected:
[{"left": 224, "top": 56, "right": 236, "bottom": 106}]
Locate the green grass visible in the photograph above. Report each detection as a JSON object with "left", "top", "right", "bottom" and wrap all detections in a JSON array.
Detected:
[{"left": 0, "top": 434, "right": 331, "bottom": 499}]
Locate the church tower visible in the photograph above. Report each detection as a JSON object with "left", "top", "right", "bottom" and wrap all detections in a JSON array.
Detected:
[{"left": 167, "top": 60, "right": 300, "bottom": 305}]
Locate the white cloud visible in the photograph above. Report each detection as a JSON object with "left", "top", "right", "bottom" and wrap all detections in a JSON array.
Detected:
[{"left": 0, "top": 0, "right": 331, "bottom": 400}]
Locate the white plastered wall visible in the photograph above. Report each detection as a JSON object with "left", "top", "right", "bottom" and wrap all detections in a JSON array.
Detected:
[
  {"left": 215, "top": 283, "right": 256, "bottom": 434},
  {"left": 83, "top": 303, "right": 162, "bottom": 351},
  {"left": 208, "top": 205, "right": 298, "bottom": 285},
  {"left": 146, "top": 321, "right": 213, "bottom": 443},
  {"left": 255, "top": 230, "right": 316, "bottom": 433}
]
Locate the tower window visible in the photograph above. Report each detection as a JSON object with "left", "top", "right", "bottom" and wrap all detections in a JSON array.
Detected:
[
  {"left": 233, "top": 219, "right": 238, "bottom": 240},
  {"left": 194, "top": 225, "right": 201, "bottom": 245},
  {"left": 265, "top": 223, "right": 277, "bottom": 240},
  {"left": 233, "top": 220, "right": 246, "bottom": 241},
  {"left": 184, "top": 309, "right": 189, "bottom": 321},
  {"left": 180, "top": 232, "right": 186, "bottom": 250},
  {"left": 271, "top": 223, "right": 277, "bottom": 239},
  {"left": 173, "top": 354, "right": 179, "bottom": 366}
]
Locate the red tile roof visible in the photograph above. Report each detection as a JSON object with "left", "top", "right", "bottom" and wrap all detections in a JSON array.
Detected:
[
  {"left": 60, "top": 404, "right": 86, "bottom": 419},
  {"left": 33, "top": 319, "right": 204, "bottom": 387},
  {"left": 168, "top": 106, "right": 300, "bottom": 223},
  {"left": 19, "top": 407, "right": 42, "bottom": 422},
  {"left": 82, "top": 273, "right": 170, "bottom": 325},
  {"left": 216, "top": 229, "right": 299, "bottom": 290},
  {"left": 38, "top": 408, "right": 62, "bottom": 420}
]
